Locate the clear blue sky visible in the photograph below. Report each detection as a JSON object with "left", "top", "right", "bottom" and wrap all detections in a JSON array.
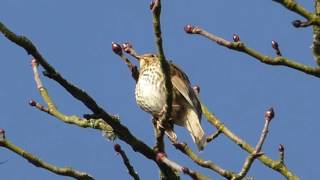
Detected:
[{"left": 0, "top": 1, "right": 318, "bottom": 179}]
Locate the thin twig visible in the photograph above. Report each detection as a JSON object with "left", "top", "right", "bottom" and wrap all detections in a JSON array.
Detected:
[
  {"left": 236, "top": 108, "right": 274, "bottom": 179},
  {"left": 122, "top": 42, "right": 140, "bottom": 59},
  {"left": 156, "top": 152, "right": 210, "bottom": 180},
  {"left": 114, "top": 144, "right": 140, "bottom": 180},
  {"left": 272, "top": 0, "right": 320, "bottom": 25},
  {"left": 273, "top": 0, "right": 320, "bottom": 66},
  {"left": 186, "top": 25, "right": 320, "bottom": 78},
  {"left": 0, "top": 138, "right": 94, "bottom": 180},
  {"left": 206, "top": 129, "right": 222, "bottom": 143},
  {"left": 201, "top": 104, "right": 299, "bottom": 180},
  {"left": 151, "top": 0, "right": 173, "bottom": 129},
  {"left": 30, "top": 59, "right": 115, "bottom": 133},
  {"left": 112, "top": 42, "right": 139, "bottom": 81},
  {"left": 173, "top": 142, "right": 237, "bottom": 179},
  {"left": 29, "top": 100, "right": 51, "bottom": 115},
  {"left": 119, "top": 55, "right": 139, "bottom": 82},
  {"left": 0, "top": 21, "right": 178, "bottom": 178}
]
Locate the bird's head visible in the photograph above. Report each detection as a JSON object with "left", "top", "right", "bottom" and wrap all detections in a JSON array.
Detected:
[{"left": 136, "top": 53, "right": 158, "bottom": 69}]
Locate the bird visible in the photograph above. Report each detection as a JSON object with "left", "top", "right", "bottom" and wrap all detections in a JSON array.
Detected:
[{"left": 135, "top": 53, "right": 206, "bottom": 150}]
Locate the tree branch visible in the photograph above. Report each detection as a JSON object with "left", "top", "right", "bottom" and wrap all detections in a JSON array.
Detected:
[
  {"left": 186, "top": 23, "right": 300, "bottom": 179},
  {"left": 0, "top": 131, "right": 93, "bottom": 180},
  {"left": 0, "top": 21, "right": 178, "bottom": 179},
  {"left": 206, "top": 129, "right": 222, "bottom": 143},
  {"left": 273, "top": 0, "right": 320, "bottom": 66},
  {"left": 29, "top": 59, "right": 116, "bottom": 140},
  {"left": 272, "top": 0, "right": 320, "bottom": 25},
  {"left": 156, "top": 152, "right": 210, "bottom": 180},
  {"left": 173, "top": 142, "right": 237, "bottom": 179},
  {"left": 114, "top": 144, "right": 140, "bottom": 180},
  {"left": 201, "top": 104, "right": 299, "bottom": 180},
  {"left": 151, "top": 0, "right": 173, "bottom": 128},
  {"left": 236, "top": 108, "right": 274, "bottom": 179},
  {"left": 185, "top": 25, "right": 320, "bottom": 78},
  {"left": 111, "top": 42, "right": 139, "bottom": 81}
]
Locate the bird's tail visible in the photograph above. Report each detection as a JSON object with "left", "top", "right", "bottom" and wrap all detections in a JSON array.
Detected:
[{"left": 184, "top": 109, "right": 207, "bottom": 151}]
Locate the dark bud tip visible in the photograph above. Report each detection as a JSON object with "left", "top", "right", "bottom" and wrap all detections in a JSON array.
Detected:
[
  {"left": 182, "top": 167, "right": 190, "bottom": 174},
  {"left": 156, "top": 152, "right": 166, "bottom": 163},
  {"left": 184, "top": 24, "right": 194, "bottom": 34},
  {"left": 233, "top": 34, "right": 240, "bottom": 42},
  {"left": 122, "top": 42, "right": 132, "bottom": 53},
  {"left": 265, "top": 107, "right": 275, "bottom": 121},
  {"left": 29, "top": 100, "right": 37, "bottom": 107},
  {"left": 112, "top": 42, "right": 123, "bottom": 56},
  {"left": 292, "top": 20, "right": 302, "bottom": 28},
  {"left": 271, "top": 40, "right": 279, "bottom": 50},
  {"left": 279, "top": 144, "right": 285, "bottom": 152},
  {"left": 192, "top": 85, "right": 200, "bottom": 94},
  {"left": 114, "top": 144, "right": 122, "bottom": 153},
  {"left": 0, "top": 128, "right": 5, "bottom": 140}
]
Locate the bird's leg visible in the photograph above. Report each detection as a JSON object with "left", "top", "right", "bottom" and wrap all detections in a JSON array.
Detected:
[
  {"left": 157, "top": 104, "right": 168, "bottom": 120},
  {"left": 155, "top": 106, "right": 179, "bottom": 144},
  {"left": 152, "top": 117, "right": 165, "bottom": 152},
  {"left": 155, "top": 120, "right": 178, "bottom": 144}
]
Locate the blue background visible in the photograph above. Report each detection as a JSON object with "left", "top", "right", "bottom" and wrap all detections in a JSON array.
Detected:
[{"left": 0, "top": 1, "right": 318, "bottom": 179}]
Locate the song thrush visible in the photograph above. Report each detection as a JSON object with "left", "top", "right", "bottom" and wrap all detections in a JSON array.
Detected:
[{"left": 135, "top": 53, "right": 206, "bottom": 150}]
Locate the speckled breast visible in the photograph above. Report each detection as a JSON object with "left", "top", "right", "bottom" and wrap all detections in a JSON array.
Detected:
[{"left": 135, "top": 65, "right": 166, "bottom": 116}]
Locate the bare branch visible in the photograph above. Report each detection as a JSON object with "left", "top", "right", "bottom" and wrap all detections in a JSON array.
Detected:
[
  {"left": 201, "top": 104, "right": 299, "bottom": 180},
  {"left": 185, "top": 25, "right": 320, "bottom": 78},
  {"left": 151, "top": 0, "right": 173, "bottom": 130},
  {"left": 173, "top": 142, "right": 237, "bottom": 179},
  {"left": 29, "top": 100, "right": 51, "bottom": 115},
  {"left": 0, "top": 131, "right": 94, "bottom": 180},
  {"left": 122, "top": 42, "right": 140, "bottom": 59},
  {"left": 236, "top": 108, "right": 274, "bottom": 179},
  {"left": 272, "top": 0, "right": 319, "bottom": 26},
  {"left": 29, "top": 59, "right": 115, "bottom": 136},
  {"left": 114, "top": 144, "right": 140, "bottom": 180},
  {"left": 273, "top": 0, "right": 320, "bottom": 66},
  {"left": 156, "top": 152, "right": 210, "bottom": 180},
  {"left": 206, "top": 130, "right": 222, "bottom": 143},
  {"left": 112, "top": 42, "right": 139, "bottom": 81},
  {"left": 0, "top": 21, "right": 178, "bottom": 179}
]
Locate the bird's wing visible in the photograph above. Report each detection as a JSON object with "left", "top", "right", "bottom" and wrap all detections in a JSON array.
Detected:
[{"left": 170, "top": 63, "right": 202, "bottom": 119}]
